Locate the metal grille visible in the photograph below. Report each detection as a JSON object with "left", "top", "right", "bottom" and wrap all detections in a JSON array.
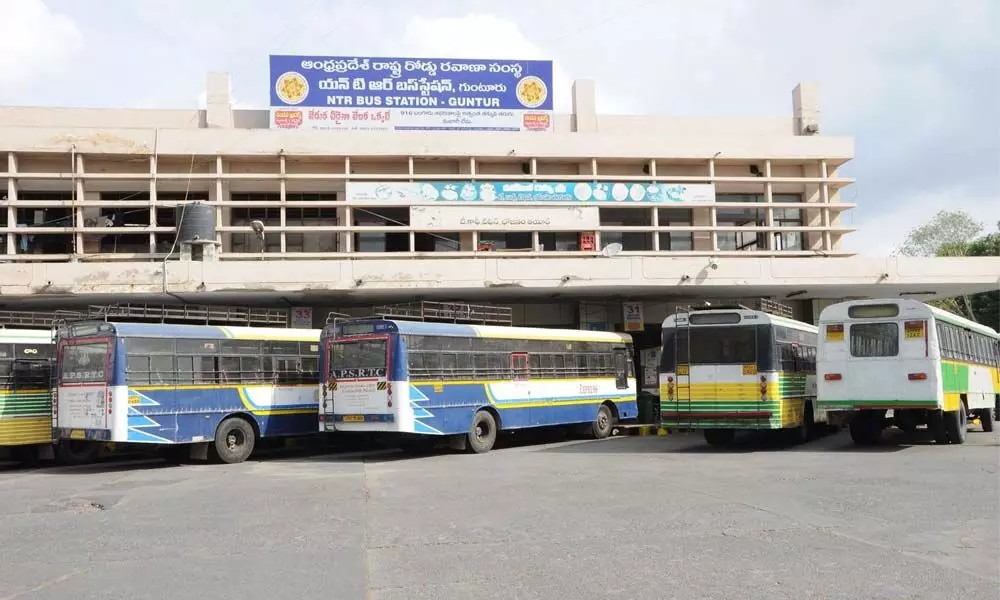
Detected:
[
  {"left": 0, "top": 304, "right": 289, "bottom": 328},
  {"left": 368, "top": 301, "right": 513, "bottom": 326},
  {"left": 326, "top": 301, "right": 513, "bottom": 327},
  {"left": 677, "top": 297, "right": 794, "bottom": 320}
]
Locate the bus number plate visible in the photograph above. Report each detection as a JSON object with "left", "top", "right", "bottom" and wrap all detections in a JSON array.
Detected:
[
  {"left": 69, "top": 429, "right": 85, "bottom": 440},
  {"left": 343, "top": 415, "right": 365, "bottom": 423}
]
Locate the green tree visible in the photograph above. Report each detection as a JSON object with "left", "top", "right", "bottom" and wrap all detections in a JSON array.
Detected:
[
  {"left": 961, "top": 225, "right": 1000, "bottom": 329},
  {"left": 895, "top": 210, "right": 983, "bottom": 257},
  {"left": 898, "top": 213, "right": 999, "bottom": 328}
]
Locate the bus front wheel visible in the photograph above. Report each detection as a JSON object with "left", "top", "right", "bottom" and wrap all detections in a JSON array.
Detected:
[
  {"left": 466, "top": 410, "right": 497, "bottom": 454},
  {"left": 213, "top": 417, "right": 256, "bottom": 464}
]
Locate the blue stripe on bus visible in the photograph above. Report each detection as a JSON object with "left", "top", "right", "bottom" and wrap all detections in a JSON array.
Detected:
[
  {"left": 391, "top": 321, "right": 479, "bottom": 337},
  {"left": 408, "top": 382, "right": 637, "bottom": 435},
  {"left": 124, "top": 387, "right": 317, "bottom": 444}
]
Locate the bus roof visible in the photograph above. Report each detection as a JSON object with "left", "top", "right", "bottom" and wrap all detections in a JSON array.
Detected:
[
  {"left": 0, "top": 328, "right": 53, "bottom": 344},
  {"left": 661, "top": 309, "right": 817, "bottom": 333},
  {"left": 60, "top": 321, "right": 320, "bottom": 342},
  {"left": 324, "top": 319, "right": 633, "bottom": 344},
  {"left": 818, "top": 299, "right": 999, "bottom": 338}
]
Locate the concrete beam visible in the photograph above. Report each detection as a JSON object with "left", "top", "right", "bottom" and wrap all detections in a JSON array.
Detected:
[
  {"left": 0, "top": 126, "right": 855, "bottom": 161},
  {"left": 0, "top": 256, "right": 996, "bottom": 303}
]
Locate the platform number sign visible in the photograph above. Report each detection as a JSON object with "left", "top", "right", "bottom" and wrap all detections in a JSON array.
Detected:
[
  {"left": 623, "top": 302, "right": 644, "bottom": 332},
  {"left": 291, "top": 307, "right": 313, "bottom": 328}
]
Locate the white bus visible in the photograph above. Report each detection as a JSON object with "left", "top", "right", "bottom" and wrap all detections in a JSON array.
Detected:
[{"left": 817, "top": 299, "right": 999, "bottom": 445}]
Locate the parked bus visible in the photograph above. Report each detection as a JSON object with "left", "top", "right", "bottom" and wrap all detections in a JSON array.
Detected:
[
  {"left": 55, "top": 321, "right": 321, "bottom": 463},
  {"left": 319, "top": 319, "right": 637, "bottom": 453},
  {"left": 659, "top": 307, "right": 822, "bottom": 446},
  {"left": 0, "top": 329, "right": 55, "bottom": 461},
  {"left": 817, "top": 299, "right": 999, "bottom": 445}
]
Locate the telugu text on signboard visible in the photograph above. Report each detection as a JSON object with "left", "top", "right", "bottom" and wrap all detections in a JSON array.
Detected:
[{"left": 269, "top": 55, "right": 554, "bottom": 132}]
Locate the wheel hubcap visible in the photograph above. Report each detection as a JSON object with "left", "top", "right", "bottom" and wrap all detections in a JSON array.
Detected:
[{"left": 226, "top": 430, "right": 243, "bottom": 451}]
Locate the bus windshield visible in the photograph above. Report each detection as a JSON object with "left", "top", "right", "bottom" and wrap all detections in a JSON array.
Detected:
[
  {"left": 330, "top": 339, "right": 387, "bottom": 376},
  {"left": 662, "top": 326, "right": 758, "bottom": 366},
  {"left": 59, "top": 342, "right": 109, "bottom": 384},
  {"left": 849, "top": 322, "right": 899, "bottom": 358}
]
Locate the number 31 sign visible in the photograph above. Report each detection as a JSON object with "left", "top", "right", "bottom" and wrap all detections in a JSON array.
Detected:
[{"left": 622, "top": 302, "right": 644, "bottom": 332}]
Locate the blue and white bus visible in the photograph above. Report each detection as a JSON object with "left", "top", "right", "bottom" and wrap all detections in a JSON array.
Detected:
[
  {"left": 319, "top": 319, "right": 637, "bottom": 453},
  {"left": 54, "top": 321, "right": 321, "bottom": 463}
]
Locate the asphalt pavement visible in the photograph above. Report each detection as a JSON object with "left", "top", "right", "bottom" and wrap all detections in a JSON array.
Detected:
[{"left": 0, "top": 427, "right": 997, "bottom": 600}]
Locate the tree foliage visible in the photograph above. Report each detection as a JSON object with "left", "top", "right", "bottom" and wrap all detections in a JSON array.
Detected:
[
  {"left": 898, "top": 213, "right": 998, "bottom": 329},
  {"left": 895, "top": 210, "right": 983, "bottom": 257}
]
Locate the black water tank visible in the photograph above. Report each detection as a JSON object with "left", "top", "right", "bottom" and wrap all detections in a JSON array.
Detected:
[{"left": 174, "top": 202, "right": 216, "bottom": 245}]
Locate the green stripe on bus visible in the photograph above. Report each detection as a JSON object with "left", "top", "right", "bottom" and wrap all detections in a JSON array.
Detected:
[
  {"left": 940, "top": 361, "right": 969, "bottom": 394},
  {"left": 816, "top": 399, "right": 938, "bottom": 408},
  {"left": 0, "top": 392, "right": 54, "bottom": 417}
]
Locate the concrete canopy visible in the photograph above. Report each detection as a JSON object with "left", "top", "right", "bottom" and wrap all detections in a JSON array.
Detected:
[{"left": 0, "top": 255, "right": 996, "bottom": 307}]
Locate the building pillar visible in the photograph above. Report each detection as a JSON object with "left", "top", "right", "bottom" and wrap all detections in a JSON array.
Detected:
[
  {"left": 571, "top": 79, "right": 598, "bottom": 134},
  {"left": 692, "top": 209, "right": 714, "bottom": 251},
  {"left": 792, "top": 82, "right": 820, "bottom": 135},
  {"left": 457, "top": 159, "right": 476, "bottom": 251},
  {"left": 205, "top": 72, "right": 235, "bottom": 129},
  {"left": 803, "top": 163, "right": 823, "bottom": 250},
  {"left": 5, "top": 152, "right": 16, "bottom": 256}
]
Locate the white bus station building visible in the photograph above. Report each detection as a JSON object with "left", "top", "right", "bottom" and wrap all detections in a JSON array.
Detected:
[{"left": 1, "top": 65, "right": 997, "bottom": 364}]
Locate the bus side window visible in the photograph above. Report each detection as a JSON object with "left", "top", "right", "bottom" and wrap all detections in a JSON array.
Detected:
[
  {"left": 301, "top": 356, "right": 318, "bottom": 379},
  {"left": 197, "top": 356, "right": 219, "bottom": 384},
  {"left": 176, "top": 356, "right": 194, "bottom": 385},
  {"left": 510, "top": 353, "right": 529, "bottom": 381}
]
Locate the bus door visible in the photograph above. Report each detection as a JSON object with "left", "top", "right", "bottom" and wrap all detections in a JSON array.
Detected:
[
  {"left": 55, "top": 338, "right": 112, "bottom": 437},
  {"left": 673, "top": 327, "right": 693, "bottom": 428},
  {"left": 612, "top": 348, "right": 629, "bottom": 389},
  {"left": 328, "top": 336, "right": 390, "bottom": 426}
]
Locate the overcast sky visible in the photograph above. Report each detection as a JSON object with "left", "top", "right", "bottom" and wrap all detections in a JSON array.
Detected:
[{"left": 2, "top": 0, "right": 997, "bottom": 256}]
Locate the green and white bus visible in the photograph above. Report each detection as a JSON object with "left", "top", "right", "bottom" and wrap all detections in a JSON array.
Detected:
[{"left": 817, "top": 299, "right": 999, "bottom": 445}]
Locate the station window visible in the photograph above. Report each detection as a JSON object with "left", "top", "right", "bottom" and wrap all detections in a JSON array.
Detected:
[
  {"left": 658, "top": 208, "right": 693, "bottom": 251},
  {"left": 537, "top": 232, "right": 580, "bottom": 252}
]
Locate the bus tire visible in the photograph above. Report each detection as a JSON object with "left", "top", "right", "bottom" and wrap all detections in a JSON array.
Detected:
[
  {"left": 977, "top": 408, "right": 994, "bottom": 433},
  {"left": 213, "top": 417, "right": 256, "bottom": 464},
  {"left": 591, "top": 404, "right": 614, "bottom": 440},
  {"left": 466, "top": 410, "right": 497, "bottom": 454},
  {"left": 849, "top": 412, "right": 881, "bottom": 446},
  {"left": 790, "top": 401, "right": 816, "bottom": 444},
  {"left": 704, "top": 429, "right": 735, "bottom": 446},
  {"left": 55, "top": 440, "right": 101, "bottom": 465},
  {"left": 942, "top": 402, "right": 968, "bottom": 445}
]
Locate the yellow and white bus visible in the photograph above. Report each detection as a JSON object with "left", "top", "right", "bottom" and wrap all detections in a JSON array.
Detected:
[
  {"left": 659, "top": 307, "right": 822, "bottom": 446},
  {"left": 817, "top": 299, "right": 999, "bottom": 445},
  {"left": 0, "top": 329, "right": 55, "bottom": 461}
]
